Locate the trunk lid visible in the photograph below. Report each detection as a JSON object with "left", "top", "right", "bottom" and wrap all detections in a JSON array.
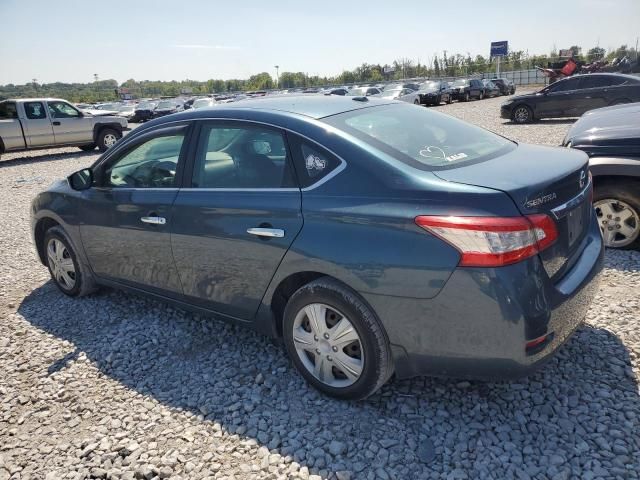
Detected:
[{"left": 432, "top": 144, "right": 591, "bottom": 279}]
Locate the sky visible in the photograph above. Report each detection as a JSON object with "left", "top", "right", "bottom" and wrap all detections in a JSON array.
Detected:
[{"left": 0, "top": 0, "right": 638, "bottom": 85}]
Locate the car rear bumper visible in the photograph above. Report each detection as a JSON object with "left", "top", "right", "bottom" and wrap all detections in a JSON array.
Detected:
[{"left": 362, "top": 211, "right": 604, "bottom": 380}]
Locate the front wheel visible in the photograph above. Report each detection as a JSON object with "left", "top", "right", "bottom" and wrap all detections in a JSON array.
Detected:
[
  {"left": 463, "top": 92, "right": 470, "bottom": 102},
  {"left": 97, "top": 128, "right": 121, "bottom": 152},
  {"left": 594, "top": 181, "right": 640, "bottom": 250},
  {"left": 512, "top": 105, "right": 533, "bottom": 124},
  {"left": 283, "top": 278, "right": 393, "bottom": 400},
  {"left": 478, "top": 91, "right": 484, "bottom": 100},
  {"left": 44, "top": 226, "right": 98, "bottom": 296},
  {"left": 447, "top": 95, "right": 453, "bottom": 104}
]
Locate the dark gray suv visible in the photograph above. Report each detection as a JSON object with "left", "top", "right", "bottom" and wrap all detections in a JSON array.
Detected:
[{"left": 31, "top": 96, "right": 604, "bottom": 399}]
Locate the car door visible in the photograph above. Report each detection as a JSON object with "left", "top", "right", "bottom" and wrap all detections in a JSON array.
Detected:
[
  {"left": 47, "top": 100, "right": 92, "bottom": 145},
  {"left": 575, "top": 75, "right": 621, "bottom": 114},
  {"left": 170, "top": 120, "right": 303, "bottom": 320},
  {"left": 78, "top": 123, "right": 191, "bottom": 296},
  {"left": 535, "top": 77, "right": 582, "bottom": 118},
  {"left": 20, "top": 101, "right": 55, "bottom": 147}
]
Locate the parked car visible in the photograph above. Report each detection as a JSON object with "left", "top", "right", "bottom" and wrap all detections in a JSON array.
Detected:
[
  {"left": 153, "top": 99, "right": 185, "bottom": 118},
  {"left": 192, "top": 98, "right": 217, "bottom": 109},
  {"left": 131, "top": 101, "right": 158, "bottom": 123},
  {"left": 348, "top": 86, "right": 382, "bottom": 96},
  {"left": 450, "top": 78, "right": 485, "bottom": 101},
  {"left": 116, "top": 103, "right": 136, "bottom": 121},
  {"left": 0, "top": 98, "right": 128, "bottom": 158},
  {"left": 31, "top": 96, "right": 603, "bottom": 400},
  {"left": 491, "top": 77, "right": 516, "bottom": 95},
  {"left": 501, "top": 73, "right": 640, "bottom": 123},
  {"left": 563, "top": 102, "right": 640, "bottom": 249},
  {"left": 324, "top": 88, "right": 349, "bottom": 96},
  {"left": 377, "top": 86, "right": 420, "bottom": 104},
  {"left": 481, "top": 79, "right": 501, "bottom": 98},
  {"left": 417, "top": 81, "right": 453, "bottom": 105}
]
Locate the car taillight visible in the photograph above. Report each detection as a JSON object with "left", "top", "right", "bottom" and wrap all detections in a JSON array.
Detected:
[{"left": 415, "top": 214, "right": 558, "bottom": 267}]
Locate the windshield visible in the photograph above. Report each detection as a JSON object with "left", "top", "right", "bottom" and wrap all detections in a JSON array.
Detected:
[
  {"left": 193, "top": 99, "right": 214, "bottom": 108},
  {"left": 157, "top": 101, "right": 175, "bottom": 109},
  {"left": 137, "top": 102, "right": 156, "bottom": 110},
  {"left": 452, "top": 79, "right": 468, "bottom": 86},
  {"left": 420, "top": 81, "right": 440, "bottom": 90},
  {"left": 381, "top": 88, "right": 402, "bottom": 97},
  {"left": 323, "top": 104, "right": 515, "bottom": 169},
  {"left": 118, "top": 104, "right": 133, "bottom": 111}
]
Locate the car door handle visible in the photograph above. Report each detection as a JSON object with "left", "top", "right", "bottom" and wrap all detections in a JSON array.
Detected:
[
  {"left": 52, "top": 121, "right": 61, "bottom": 126},
  {"left": 247, "top": 227, "right": 285, "bottom": 238},
  {"left": 140, "top": 216, "right": 166, "bottom": 225}
]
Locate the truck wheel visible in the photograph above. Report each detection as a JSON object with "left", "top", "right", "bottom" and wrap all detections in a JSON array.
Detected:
[
  {"left": 98, "top": 128, "right": 121, "bottom": 152},
  {"left": 594, "top": 181, "right": 640, "bottom": 250},
  {"left": 79, "top": 144, "right": 97, "bottom": 151}
]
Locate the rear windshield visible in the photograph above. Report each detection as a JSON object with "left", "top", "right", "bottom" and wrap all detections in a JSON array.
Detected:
[{"left": 323, "top": 104, "right": 515, "bottom": 169}]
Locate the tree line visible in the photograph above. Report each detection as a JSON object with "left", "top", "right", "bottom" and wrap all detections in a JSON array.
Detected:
[{"left": 0, "top": 44, "right": 635, "bottom": 103}]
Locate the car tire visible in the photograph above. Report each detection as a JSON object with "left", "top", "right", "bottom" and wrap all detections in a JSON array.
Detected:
[
  {"left": 283, "top": 277, "right": 394, "bottom": 400},
  {"left": 479, "top": 91, "right": 484, "bottom": 100},
  {"left": 44, "top": 226, "right": 98, "bottom": 297},
  {"left": 447, "top": 95, "right": 453, "bottom": 104},
  {"left": 593, "top": 181, "right": 640, "bottom": 250},
  {"left": 512, "top": 104, "right": 533, "bottom": 124},
  {"left": 97, "top": 128, "right": 121, "bottom": 152},
  {"left": 79, "top": 144, "right": 97, "bottom": 151},
  {"left": 463, "top": 92, "right": 470, "bottom": 102}
]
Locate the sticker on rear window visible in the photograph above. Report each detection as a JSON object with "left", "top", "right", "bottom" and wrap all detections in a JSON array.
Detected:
[
  {"left": 305, "top": 153, "right": 327, "bottom": 172},
  {"left": 419, "top": 146, "right": 467, "bottom": 162}
]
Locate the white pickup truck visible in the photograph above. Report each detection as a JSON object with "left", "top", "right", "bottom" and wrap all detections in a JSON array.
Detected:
[{"left": 0, "top": 98, "right": 129, "bottom": 159}]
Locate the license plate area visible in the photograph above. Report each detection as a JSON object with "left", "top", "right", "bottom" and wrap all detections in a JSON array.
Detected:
[{"left": 566, "top": 204, "right": 585, "bottom": 247}]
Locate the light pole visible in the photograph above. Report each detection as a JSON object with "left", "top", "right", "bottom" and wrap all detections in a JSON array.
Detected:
[{"left": 274, "top": 65, "right": 279, "bottom": 88}]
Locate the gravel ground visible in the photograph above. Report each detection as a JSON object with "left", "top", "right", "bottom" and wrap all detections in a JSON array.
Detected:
[{"left": 0, "top": 96, "right": 639, "bottom": 480}]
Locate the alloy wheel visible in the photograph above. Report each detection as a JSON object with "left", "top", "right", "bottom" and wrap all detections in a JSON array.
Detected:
[
  {"left": 513, "top": 106, "right": 530, "bottom": 123},
  {"left": 47, "top": 238, "right": 76, "bottom": 290},
  {"left": 103, "top": 133, "right": 118, "bottom": 148},
  {"left": 292, "top": 303, "right": 364, "bottom": 388},
  {"left": 595, "top": 199, "right": 640, "bottom": 248}
]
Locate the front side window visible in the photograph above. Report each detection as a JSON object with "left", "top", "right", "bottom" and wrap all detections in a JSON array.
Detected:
[
  {"left": 48, "top": 101, "right": 81, "bottom": 118},
  {"left": 547, "top": 78, "right": 579, "bottom": 93},
  {"left": 324, "top": 104, "right": 514, "bottom": 169},
  {"left": 24, "top": 101, "right": 46, "bottom": 119},
  {"left": 0, "top": 102, "right": 17, "bottom": 119},
  {"left": 192, "top": 123, "right": 295, "bottom": 189},
  {"left": 103, "top": 130, "right": 186, "bottom": 188}
]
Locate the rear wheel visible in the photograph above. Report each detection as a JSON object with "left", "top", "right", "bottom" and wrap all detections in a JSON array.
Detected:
[
  {"left": 447, "top": 94, "right": 453, "bottom": 104},
  {"left": 594, "top": 182, "right": 640, "bottom": 250},
  {"left": 463, "top": 92, "right": 470, "bottom": 102},
  {"left": 97, "top": 128, "right": 121, "bottom": 152},
  {"left": 512, "top": 105, "right": 533, "bottom": 124},
  {"left": 283, "top": 277, "right": 393, "bottom": 400},
  {"left": 478, "top": 91, "right": 484, "bottom": 100}
]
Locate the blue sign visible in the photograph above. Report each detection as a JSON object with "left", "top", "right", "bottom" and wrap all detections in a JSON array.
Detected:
[{"left": 490, "top": 41, "right": 508, "bottom": 57}]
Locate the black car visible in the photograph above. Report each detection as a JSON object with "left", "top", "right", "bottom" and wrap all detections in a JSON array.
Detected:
[
  {"left": 563, "top": 102, "right": 640, "bottom": 249},
  {"left": 131, "top": 101, "right": 158, "bottom": 123},
  {"left": 153, "top": 99, "right": 185, "bottom": 118},
  {"left": 416, "top": 81, "right": 453, "bottom": 105},
  {"left": 481, "top": 79, "right": 501, "bottom": 98},
  {"left": 491, "top": 78, "right": 516, "bottom": 95},
  {"left": 450, "top": 78, "right": 485, "bottom": 101},
  {"left": 501, "top": 73, "right": 640, "bottom": 124},
  {"left": 325, "top": 88, "right": 348, "bottom": 96}
]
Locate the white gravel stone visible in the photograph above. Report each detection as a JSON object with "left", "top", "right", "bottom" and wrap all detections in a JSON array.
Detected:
[{"left": 1, "top": 102, "right": 639, "bottom": 479}]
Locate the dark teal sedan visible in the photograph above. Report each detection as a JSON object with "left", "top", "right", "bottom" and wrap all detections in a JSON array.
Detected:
[{"left": 31, "top": 96, "right": 604, "bottom": 399}]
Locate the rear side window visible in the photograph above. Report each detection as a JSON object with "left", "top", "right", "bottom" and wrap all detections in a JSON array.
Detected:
[
  {"left": 324, "top": 104, "right": 514, "bottom": 169},
  {"left": 191, "top": 123, "right": 296, "bottom": 189},
  {"left": 288, "top": 135, "right": 342, "bottom": 188},
  {"left": 24, "top": 101, "right": 46, "bottom": 119}
]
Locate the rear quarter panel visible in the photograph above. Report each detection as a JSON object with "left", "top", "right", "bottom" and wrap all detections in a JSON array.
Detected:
[{"left": 0, "top": 118, "right": 26, "bottom": 150}]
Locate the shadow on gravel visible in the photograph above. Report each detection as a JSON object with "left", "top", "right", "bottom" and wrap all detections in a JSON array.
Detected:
[
  {"left": 0, "top": 150, "right": 97, "bottom": 168},
  {"left": 19, "top": 281, "right": 640, "bottom": 478}
]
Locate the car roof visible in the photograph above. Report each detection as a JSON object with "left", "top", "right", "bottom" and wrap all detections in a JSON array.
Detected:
[
  {"left": 173, "top": 95, "right": 396, "bottom": 119},
  {"left": 4, "top": 98, "right": 69, "bottom": 102}
]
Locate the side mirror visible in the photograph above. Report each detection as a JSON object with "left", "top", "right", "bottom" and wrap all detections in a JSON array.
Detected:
[{"left": 68, "top": 168, "right": 93, "bottom": 191}]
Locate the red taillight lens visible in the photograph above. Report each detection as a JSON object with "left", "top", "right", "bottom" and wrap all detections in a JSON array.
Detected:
[{"left": 415, "top": 214, "right": 558, "bottom": 267}]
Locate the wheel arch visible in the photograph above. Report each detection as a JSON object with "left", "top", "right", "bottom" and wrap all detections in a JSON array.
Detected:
[
  {"left": 34, "top": 217, "right": 61, "bottom": 265},
  {"left": 93, "top": 122, "right": 123, "bottom": 143}
]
